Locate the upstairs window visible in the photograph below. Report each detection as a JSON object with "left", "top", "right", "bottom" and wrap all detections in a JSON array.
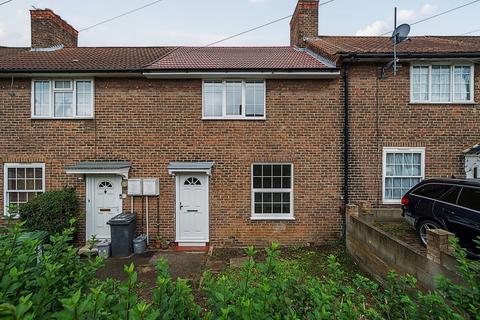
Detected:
[
  {"left": 203, "top": 80, "right": 265, "bottom": 119},
  {"left": 32, "top": 79, "right": 94, "bottom": 118},
  {"left": 411, "top": 64, "right": 474, "bottom": 103}
]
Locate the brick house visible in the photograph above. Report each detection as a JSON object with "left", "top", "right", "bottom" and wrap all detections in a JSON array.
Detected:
[
  {"left": 1, "top": 0, "right": 479, "bottom": 248},
  {"left": 304, "top": 35, "right": 480, "bottom": 208},
  {"left": 0, "top": 3, "right": 345, "bottom": 248}
]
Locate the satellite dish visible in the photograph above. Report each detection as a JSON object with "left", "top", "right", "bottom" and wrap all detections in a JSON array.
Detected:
[{"left": 392, "top": 23, "right": 411, "bottom": 44}]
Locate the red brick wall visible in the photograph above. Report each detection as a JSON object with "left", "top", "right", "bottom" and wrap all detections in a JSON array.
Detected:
[
  {"left": 347, "top": 62, "right": 480, "bottom": 208},
  {"left": 0, "top": 77, "right": 344, "bottom": 247},
  {"left": 30, "top": 9, "right": 78, "bottom": 48},
  {"left": 290, "top": 0, "right": 319, "bottom": 47}
]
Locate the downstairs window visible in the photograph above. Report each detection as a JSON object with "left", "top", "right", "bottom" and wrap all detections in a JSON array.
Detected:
[
  {"left": 251, "top": 163, "right": 293, "bottom": 220},
  {"left": 4, "top": 163, "right": 45, "bottom": 215},
  {"left": 383, "top": 148, "right": 425, "bottom": 204}
]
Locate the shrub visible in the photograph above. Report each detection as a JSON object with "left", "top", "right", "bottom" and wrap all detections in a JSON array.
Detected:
[
  {"left": 202, "top": 243, "right": 465, "bottom": 320},
  {"left": 0, "top": 220, "right": 102, "bottom": 319},
  {"left": 19, "top": 188, "right": 79, "bottom": 236},
  {"left": 435, "top": 237, "right": 480, "bottom": 320},
  {"left": 0, "top": 223, "right": 479, "bottom": 319}
]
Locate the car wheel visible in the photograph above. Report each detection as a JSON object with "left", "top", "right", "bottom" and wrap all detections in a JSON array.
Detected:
[{"left": 418, "top": 220, "right": 442, "bottom": 246}]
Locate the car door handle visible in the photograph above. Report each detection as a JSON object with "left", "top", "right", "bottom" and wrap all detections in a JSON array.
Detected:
[
  {"left": 187, "top": 210, "right": 198, "bottom": 212},
  {"left": 443, "top": 208, "right": 456, "bottom": 215}
]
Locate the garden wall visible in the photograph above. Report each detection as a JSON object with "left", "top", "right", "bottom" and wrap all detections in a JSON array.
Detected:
[{"left": 345, "top": 204, "right": 460, "bottom": 291}]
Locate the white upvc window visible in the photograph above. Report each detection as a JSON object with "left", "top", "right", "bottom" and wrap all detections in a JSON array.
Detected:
[
  {"left": 410, "top": 64, "right": 474, "bottom": 103},
  {"left": 3, "top": 163, "right": 45, "bottom": 215},
  {"left": 383, "top": 148, "right": 425, "bottom": 204},
  {"left": 203, "top": 80, "right": 265, "bottom": 119},
  {"left": 32, "top": 79, "right": 94, "bottom": 118},
  {"left": 251, "top": 163, "right": 294, "bottom": 220}
]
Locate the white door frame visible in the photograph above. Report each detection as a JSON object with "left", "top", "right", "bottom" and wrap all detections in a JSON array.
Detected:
[
  {"left": 85, "top": 175, "right": 123, "bottom": 241},
  {"left": 175, "top": 173, "right": 209, "bottom": 244}
]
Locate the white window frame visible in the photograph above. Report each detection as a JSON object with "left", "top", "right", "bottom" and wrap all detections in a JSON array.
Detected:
[
  {"left": 251, "top": 163, "right": 294, "bottom": 220},
  {"left": 31, "top": 79, "right": 95, "bottom": 119},
  {"left": 202, "top": 80, "right": 266, "bottom": 120},
  {"left": 3, "top": 163, "right": 46, "bottom": 216},
  {"left": 410, "top": 63, "right": 475, "bottom": 104},
  {"left": 382, "top": 147, "right": 425, "bottom": 204}
]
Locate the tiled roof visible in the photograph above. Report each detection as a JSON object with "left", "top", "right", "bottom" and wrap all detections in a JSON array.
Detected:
[
  {"left": 307, "top": 36, "right": 480, "bottom": 60},
  {"left": 147, "top": 47, "right": 335, "bottom": 71},
  {"left": 0, "top": 47, "right": 176, "bottom": 72}
]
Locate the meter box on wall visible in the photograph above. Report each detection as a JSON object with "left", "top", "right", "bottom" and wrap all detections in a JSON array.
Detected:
[
  {"left": 143, "top": 178, "right": 159, "bottom": 196},
  {"left": 127, "top": 179, "right": 143, "bottom": 196}
]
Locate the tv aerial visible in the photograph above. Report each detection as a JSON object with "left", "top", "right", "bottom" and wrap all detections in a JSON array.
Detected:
[{"left": 391, "top": 7, "right": 410, "bottom": 76}]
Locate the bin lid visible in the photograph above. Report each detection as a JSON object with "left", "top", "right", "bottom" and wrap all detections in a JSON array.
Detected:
[{"left": 107, "top": 213, "right": 136, "bottom": 226}]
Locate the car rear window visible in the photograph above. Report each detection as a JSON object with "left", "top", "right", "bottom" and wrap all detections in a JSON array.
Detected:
[
  {"left": 412, "top": 184, "right": 453, "bottom": 200},
  {"left": 458, "top": 187, "right": 480, "bottom": 212}
]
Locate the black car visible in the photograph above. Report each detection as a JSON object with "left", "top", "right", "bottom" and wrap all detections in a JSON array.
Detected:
[{"left": 401, "top": 178, "right": 480, "bottom": 256}]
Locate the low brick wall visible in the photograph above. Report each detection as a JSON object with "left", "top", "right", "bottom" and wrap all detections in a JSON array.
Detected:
[{"left": 345, "top": 204, "right": 460, "bottom": 291}]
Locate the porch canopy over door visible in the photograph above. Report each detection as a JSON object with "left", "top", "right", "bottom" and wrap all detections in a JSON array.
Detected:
[{"left": 65, "top": 161, "right": 131, "bottom": 179}]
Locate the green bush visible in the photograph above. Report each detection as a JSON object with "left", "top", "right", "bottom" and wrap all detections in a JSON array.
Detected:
[
  {"left": 0, "top": 221, "right": 102, "bottom": 319},
  {"left": 19, "top": 188, "right": 79, "bottom": 236},
  {"left": 0, "top": 222, "right": 479, "bottom": 320},
  {"left": 201, "top": 243, "right": 464, "bottom": 320}
]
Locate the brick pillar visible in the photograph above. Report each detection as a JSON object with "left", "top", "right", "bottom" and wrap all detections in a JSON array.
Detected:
[
  {"left": 427, "top": 229, "right": 455, "bottom": 264},
  {"left": 346, "top": 204, "right": 359, "bottom": 217}
]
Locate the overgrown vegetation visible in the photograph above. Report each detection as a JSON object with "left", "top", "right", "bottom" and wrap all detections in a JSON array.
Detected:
[
  {"left": 19, "top": 188, "right": 79, "bottom": 236},
  {"left": 0, "top": 222, "right": 479, "bottom": 319}
]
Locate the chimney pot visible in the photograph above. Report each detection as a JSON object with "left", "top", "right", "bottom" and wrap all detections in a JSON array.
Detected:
[{"left": 30, "top": 8, "right": 78, "bottom": 49}]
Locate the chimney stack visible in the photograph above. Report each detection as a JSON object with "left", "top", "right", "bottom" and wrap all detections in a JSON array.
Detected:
[
  {"left": 290, "top": 0, "right": 319, "bottom": 47},
  {"left": 30, "top": 9, "right": 78, "bottom": 49}
]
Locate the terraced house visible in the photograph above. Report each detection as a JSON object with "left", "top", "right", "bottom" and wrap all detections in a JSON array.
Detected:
[{"left": 1, "top": 0, "right": 479, "bottom": 248}]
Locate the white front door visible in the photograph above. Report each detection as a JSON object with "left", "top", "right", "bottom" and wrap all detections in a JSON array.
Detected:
[
  {"left": 86, "top": 176, "right": 122, "bottom": 240},
  {"left": 176, "top": 174, "right": 209, "bottom": 244}
]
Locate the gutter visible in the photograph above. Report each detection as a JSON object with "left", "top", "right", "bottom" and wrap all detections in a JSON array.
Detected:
[
  {"left": 342, "top": 64, "right": 350, "bottom": 239},
  {"left": 0, "top": 70, "right": 145, "bottom": 78},
  {"left": 340, "top": 52, "right": 480, "bottom": 61},
  {"left": 143, "top": 70, "right": 341, "bottom": 79}
]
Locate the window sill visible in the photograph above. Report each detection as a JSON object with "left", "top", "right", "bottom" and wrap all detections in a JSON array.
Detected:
[
  {"left": 409, "top": 101, "right": 477, "bottom": 105},
  {"left": 250, "top": 216, "right": 295, "bottom": 221},
  {"left": 31, "top": 117, "right": 95, "bottom": 120},
  {"left": 202, "top": 117, "right": 266, "bottom": 121},
  {"left": 382, "top": 200, "right": 402, "bottom": 205}
]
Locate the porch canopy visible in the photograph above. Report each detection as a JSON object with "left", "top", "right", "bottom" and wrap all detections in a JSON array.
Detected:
[
  {"left": 65, "top": 161, "right": 131, "bottom": 179},
  {"left": 167, "top": 162, "right": 215, "bottom": 176}
]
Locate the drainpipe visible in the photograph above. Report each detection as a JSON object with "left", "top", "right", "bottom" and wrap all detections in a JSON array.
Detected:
[{"left": 342, "top": 64, "right": 350, "bottom": 239}]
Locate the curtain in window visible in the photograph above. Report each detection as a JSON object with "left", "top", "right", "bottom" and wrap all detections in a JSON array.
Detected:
[
  {"left": 34, "top": 81, "right": 50, "bottom": 116},
  {"left": 431, "top": 65, "right": 451, "bottom": 102},
  {"left": 76, "top": 81, "right": 93, "bottom": 116},
  {"left": 454, "top": 66, "right": 471, "bottom": 101},
  {"left": 204, "top": 81, "right": 223, "bottom": 117},
  {"left": 412, "top": 66, "right": 429, "bottom": 101},
  {"left": 385, "top": 152, "right": 422, "bottom": 200}
]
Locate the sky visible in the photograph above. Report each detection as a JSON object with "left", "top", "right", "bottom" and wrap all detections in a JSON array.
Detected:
[{"left": 0, "top": 0, "right": 479, "bottom": 47}]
